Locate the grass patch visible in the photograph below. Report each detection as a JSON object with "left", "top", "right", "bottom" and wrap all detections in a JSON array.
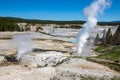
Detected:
[
  {"left": 94, "top": 45, "right": 108, "bottom": 51},
  {"left": 96, "top": 51, "right": 120, "bottom": 61},
  {"left": 89, "top": 45, "right": 120, "bottom": 72},
  {"left": 96, "top": 46, "right": 120, "bottom": 61},
  {"left": 112, "top": 46, "right": 120, "bottom": 51}
]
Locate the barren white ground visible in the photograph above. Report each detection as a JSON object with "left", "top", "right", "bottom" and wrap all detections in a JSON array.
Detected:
[
  {"left": 0, "top": 58, "right": 119, "bottom": 80},
  {"left": 0, "top": 26, "right": 119, "bottom": 80}
]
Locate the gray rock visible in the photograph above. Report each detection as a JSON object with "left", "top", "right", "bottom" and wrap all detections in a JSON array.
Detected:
[
  {"left": 0, "top": 48, "right": 17, "bottom": 57},
  {"left": 0, "top": 56, "right": 7, "bottom": 65},
  {"left": 21, "top": 52, "right": 67, "bottom": 68}
]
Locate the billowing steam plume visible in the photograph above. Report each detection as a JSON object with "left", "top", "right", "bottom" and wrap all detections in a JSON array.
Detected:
[
  {"left": 77, "top": 0, "right": 110, "bottom": 54},
  {"left": 13, "top": 33, "right": 33, "bottom": 60}
]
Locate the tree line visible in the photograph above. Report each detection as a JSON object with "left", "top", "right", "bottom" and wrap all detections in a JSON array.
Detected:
[
  {"left": 0, "top": 23, "right": 21, "bottom": 31},
  {"left": 1, "top": 17, "right": 120, "bottom": 25},
  {"left": 95, "top": 24, "right": 120, "bottom": 45},
  {"left": 0, "top": 17, "right": 120, "bottom": 31}
]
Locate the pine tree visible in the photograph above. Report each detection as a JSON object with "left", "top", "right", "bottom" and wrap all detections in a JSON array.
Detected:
[
  {"left": 95, "top": 33, "right": 100, "bottom": 45},
  {"left": 105, "top": 28, "right": 112, "bottom": 44},
  {"left": 102, "top": 29, "right": 106, "bottom": 44},
  {"left": 113, "top": 25, "right": 120, "bottom": 45}
]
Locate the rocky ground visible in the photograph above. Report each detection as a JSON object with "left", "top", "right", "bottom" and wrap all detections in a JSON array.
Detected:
[
  {"left": 0, "top": 58, "right": 119, "bottom": 80},
  {"left": 0, "top": 26, "right": 119, "bottom": 80}
]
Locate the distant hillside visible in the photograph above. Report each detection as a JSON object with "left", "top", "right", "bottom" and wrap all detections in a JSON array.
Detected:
[
  {"left": 0, "top": 17, "right": 85, "bottom": 24},
  {"left": 111, "top": 21, "right": 120, "bottom": 23},
  {"left": 0, "top": 17, "right": 120, "bottom": 25},
  {"left": 98, "top": 21, "right": 120, "bottom": 26}
]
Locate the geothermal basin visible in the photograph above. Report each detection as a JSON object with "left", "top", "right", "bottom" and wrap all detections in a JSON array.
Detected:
[{"left": 0, "top": 26, "right": 119, "bottom": 80}]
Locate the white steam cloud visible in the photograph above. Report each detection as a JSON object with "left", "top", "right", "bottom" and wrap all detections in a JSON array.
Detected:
[
  {"left": 77, "top": 0, "right": 110, "bottom": 54},
  {"left": 13, "top": 33, "right": 33, "bottom": 60}
]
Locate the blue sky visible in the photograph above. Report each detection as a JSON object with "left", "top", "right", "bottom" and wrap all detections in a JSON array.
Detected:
[{"left": 0, "top": 0, "right": 119, "bottom": 21}]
